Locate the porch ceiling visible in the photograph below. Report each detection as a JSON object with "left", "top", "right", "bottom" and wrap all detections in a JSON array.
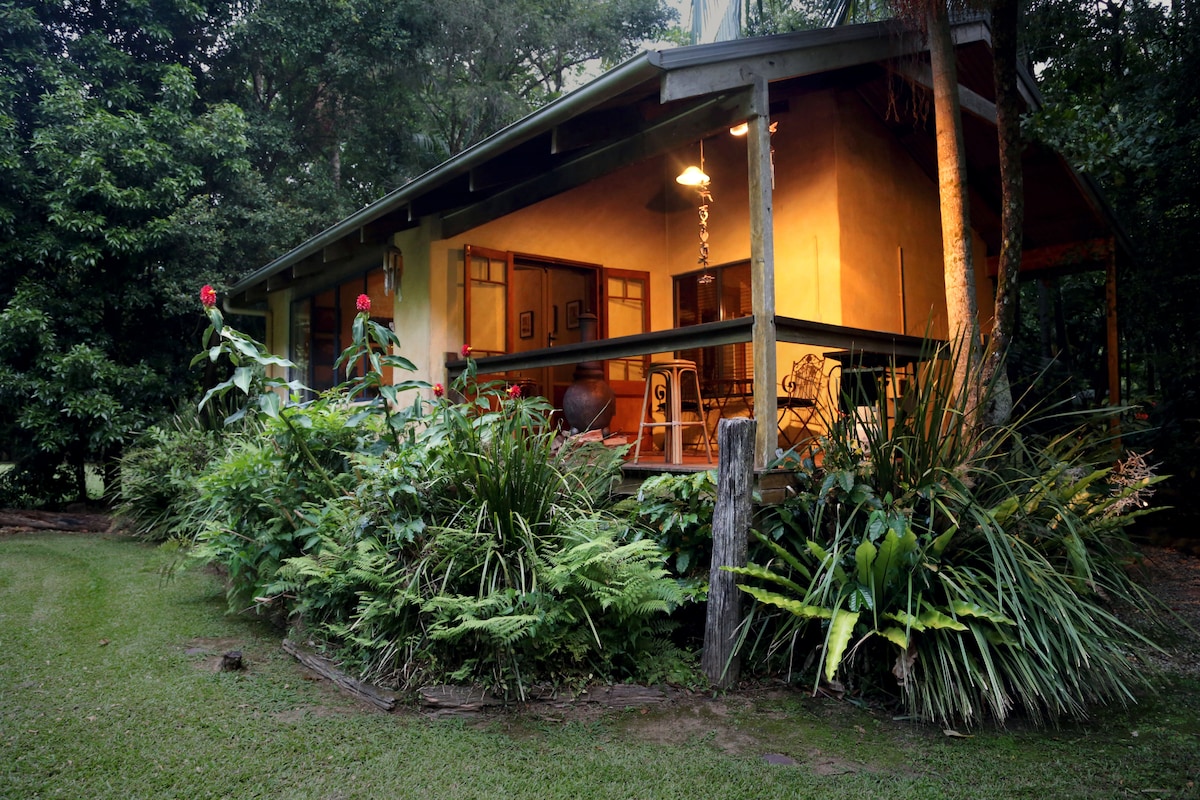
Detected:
[{"left": 849, "top": 41, "right": 1128, "bottom": 270}]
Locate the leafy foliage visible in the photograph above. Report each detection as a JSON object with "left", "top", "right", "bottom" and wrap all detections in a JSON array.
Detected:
[
  {"left": 0, "top": 293, "right": 151, "bottom": 505},
  {"left": 0, "top": 0, "right": 678, "bottom": 507},
  {"left": 171, "top": 306, "right": 690, "bottom": 695},
  {"left": 115, "top": 409, "right": 226, "bottom": 542},
  {"left": 1023, "top": 0, "right": 1200, "bottom": 480},
  {"left": 736, "top": 344, "right": 1165, "bottom": 727},
  {"left": 622, "top": 470, "right": 717, "bottom": 578}
]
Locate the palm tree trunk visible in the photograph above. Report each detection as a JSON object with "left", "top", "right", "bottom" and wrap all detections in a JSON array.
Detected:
[{"left": 927, "top": 2, "right": 982, "bottom": 413}]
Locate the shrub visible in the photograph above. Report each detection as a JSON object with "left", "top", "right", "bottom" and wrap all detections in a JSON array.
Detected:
[
  {"left": 622, "top": 470, "right": 716, "bottom": 579},
  {"left": 264, "top": 377, "right": 689, "bottom": 697},
  {"left": 115, "top": 409, "right": 227, "bottom": 542},
  {"left": 184, "top": 296, "right": 692, "bottom": 694},
  {"left": 193, "top": 400, "right": 367, "bottom": 610},
  {"left": 736, "top": 345, "right": 1165, "bottom": 727}
]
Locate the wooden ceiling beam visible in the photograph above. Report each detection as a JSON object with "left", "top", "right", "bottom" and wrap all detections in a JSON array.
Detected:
[
  {"left": 661, "top": 28, "right": 929, "bottom": 101},
  {"left": 441, "top": 91, "right": 755, "bottom": 239},
  {"left": 987, "top": 237, "right": 1114, "bottom": 277},
  {"left": 551, "top": 106, "right": 645, "bottom": 154}
]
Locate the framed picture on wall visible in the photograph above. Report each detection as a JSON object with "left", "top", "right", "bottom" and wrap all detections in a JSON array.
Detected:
[
  {"left": 519, "top": 310, "right": 534, "bottom": 339},
  {"left": 566, "top": 300, "right": 581, "bottom": 330}
]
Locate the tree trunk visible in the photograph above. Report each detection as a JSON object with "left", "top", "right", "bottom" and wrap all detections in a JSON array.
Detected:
[
  {"left": 927, "top": 3, "right": 982, "bottom": 415},
  {"left": 982, "top": 0, "right": 1025, "bottom": 427}
]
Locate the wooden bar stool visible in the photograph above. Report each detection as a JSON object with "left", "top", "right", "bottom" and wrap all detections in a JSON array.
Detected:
[{"left": 633, "top": 359, "right": 713, "bottom": 464}]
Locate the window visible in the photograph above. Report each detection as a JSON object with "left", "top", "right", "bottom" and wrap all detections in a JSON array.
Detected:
[
  {"left": 290, "top": 267, "right": 394, "bottom": 395},
  {"left": 673, "top": 261, "right": 752, "bottom": 385},
  {"left": 603, "top": 269, "right": 650, "bottom": 383}
]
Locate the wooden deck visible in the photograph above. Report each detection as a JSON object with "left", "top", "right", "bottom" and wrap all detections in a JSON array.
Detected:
[{"left": 617, "top": 450, "right": 801, "bottom": 504}]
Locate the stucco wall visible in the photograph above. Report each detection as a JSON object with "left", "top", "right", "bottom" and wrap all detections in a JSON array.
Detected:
[
  {"left": 424, "top": 156, "right": 682, "bottom": 375},
  {"left": 772, "top": 89, "right": 842, "bottom": 325},
  {"left": 832, "top": 88, "right": 992, "bottom": 340},
  {"left": 392, "top": 224, "right": 435, "bottom": 384}
]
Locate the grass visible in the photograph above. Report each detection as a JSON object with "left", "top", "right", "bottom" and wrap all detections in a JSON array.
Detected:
[{"left": 1, "top": 532, "right": 1197, "bottom": 800}]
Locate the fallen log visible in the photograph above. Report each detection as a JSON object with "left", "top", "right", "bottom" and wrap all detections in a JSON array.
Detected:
[
  {"left": 283, "top": 639, "right": 674, "bottom": 717},
  {"left": 417, "top": 682, "right": 670, "bottom": 716},
  {"left": 0, "top": 509, "right": 111, "bottom": 533},
  {"left": 281, "top": 639, "right": 397, "bottom": 712}
]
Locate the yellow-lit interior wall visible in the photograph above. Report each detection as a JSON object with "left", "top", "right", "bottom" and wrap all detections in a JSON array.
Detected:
[
  {"left": 771, "top": 89, "right": 842, "bottom": 325},
  {"left": 392, "top": 224, "right": 434, "bottom": 382},
  {"left": 423, "top": 157, "right": 687, "bottom": 385},
  {"left": 832, "top": 88, "right": 992, "bottom": 339}
]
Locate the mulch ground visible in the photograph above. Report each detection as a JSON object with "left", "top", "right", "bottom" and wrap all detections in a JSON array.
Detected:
[{"left": 1132, "top": 545, "right": 1200, "bottom": 677}]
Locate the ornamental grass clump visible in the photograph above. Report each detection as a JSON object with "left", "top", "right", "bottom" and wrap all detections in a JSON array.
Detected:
[
  {"left": 177, "top": 285, "right": 689, "bottom": 696},
  {"left": 735, "top": 342, "right": 1165, "bottom": 728}
]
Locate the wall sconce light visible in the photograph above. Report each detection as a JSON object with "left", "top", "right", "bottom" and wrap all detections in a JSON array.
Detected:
[
  {"left": 676, "top": 141, "right": 715, "bottom": 285},
  {"left": 729, "top": 120, "right": 779, "bottom": 188},
  {"left": 728, "top": 120, "right": 777, "bottom": 136}
]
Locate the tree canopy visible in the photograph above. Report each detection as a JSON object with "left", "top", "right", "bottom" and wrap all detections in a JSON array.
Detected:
[
  {"left": 3, "top": 0, "right": 1196, "bottom": 504},
  {"left": 0, "top": 0, "right": 674, "bottom": 505}
]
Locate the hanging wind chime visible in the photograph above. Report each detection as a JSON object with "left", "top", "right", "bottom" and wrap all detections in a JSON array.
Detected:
[{"left": 677, "top": 140, "right": 714, "bottom": 285}]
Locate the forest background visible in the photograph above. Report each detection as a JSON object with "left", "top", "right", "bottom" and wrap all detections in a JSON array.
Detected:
[{"left": 1, "top": 0, "right": 1197, "bottom": 510}]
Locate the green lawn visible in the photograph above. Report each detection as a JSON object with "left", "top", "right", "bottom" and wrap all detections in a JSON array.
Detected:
[{"left": 1, "top": 532, "right": 1197, "bottom": 800}]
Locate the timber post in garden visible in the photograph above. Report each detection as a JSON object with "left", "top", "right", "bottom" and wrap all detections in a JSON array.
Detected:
[{"left": 702, "top": 417, "right": 754, "bottom": 688}]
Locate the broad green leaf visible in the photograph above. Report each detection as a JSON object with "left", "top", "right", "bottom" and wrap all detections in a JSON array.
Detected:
[
  {"left": 873, "top": 527, "right": 917, "bottom": 598},
  {"left": 855, "top": 540, "right": 877, "bottom": 588},
  {"left": 878, "top": 626, "right": 910, "bottom": 649},
  {"left": 735, "top": 584, "right": 831, "bottom": 619},
  {"left": 883, "top": 609, "right": 925, "bottom": 631},
  {"left": 382, "top": 354, "right": 418, "bottom": 372},
  {"left": 948, "top": 600, "right": 1015, "bottom": 626},
  {"left": 750, "top": 531, "right": 813, "bottom": 581},
  {"left": 257, "top": 391, "right": 281, "bottom": 418},
  {"left": 232, "top": 366, "right": 254, "bottom": 393},
  {"left": 930, "top": 525, "right": 957, "bottom": 558},
  {"left": 918, "top": 604, "right": 967, "bottom": 631},
  {"left": 982, "top": 626, "right": 1022, "bottom": 648},
  {"left": 990, "top": 495, "right": 1019, "bottom": 525},
  {"left": 824, "top": 608, "right": 860, "bottom": 682}
]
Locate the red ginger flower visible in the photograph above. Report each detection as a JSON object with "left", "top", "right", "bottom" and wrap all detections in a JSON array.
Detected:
[
  {"left": 433, "top": 383, "right": 444, "bottom": 398},
  {"left": 460, "top": 344, "right": 472, "bottom": 358},
  {"left": 356, "top": 294, "right": 371, "bottom": 313},
  {"left": 200, "top": 285, "right": 217, "bottom": 308},
  {"left": 508, "top": 384, "right": 521, "bottom": 399}
]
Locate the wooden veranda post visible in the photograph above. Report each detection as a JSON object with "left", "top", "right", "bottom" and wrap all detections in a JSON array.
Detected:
[
  {"left": 1106, "top": 240, "right": 1122, "bottom": 447},
  {"left": 703, "top": 417, "right": 754, "bottom": 688},
  {"left": 747, "top": 75, "right": 778, "bottom": 470}
]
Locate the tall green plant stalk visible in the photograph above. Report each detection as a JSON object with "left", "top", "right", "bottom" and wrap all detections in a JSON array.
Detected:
[{"left": 334, "top": 295, "right": 425, "bottom": 453}]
